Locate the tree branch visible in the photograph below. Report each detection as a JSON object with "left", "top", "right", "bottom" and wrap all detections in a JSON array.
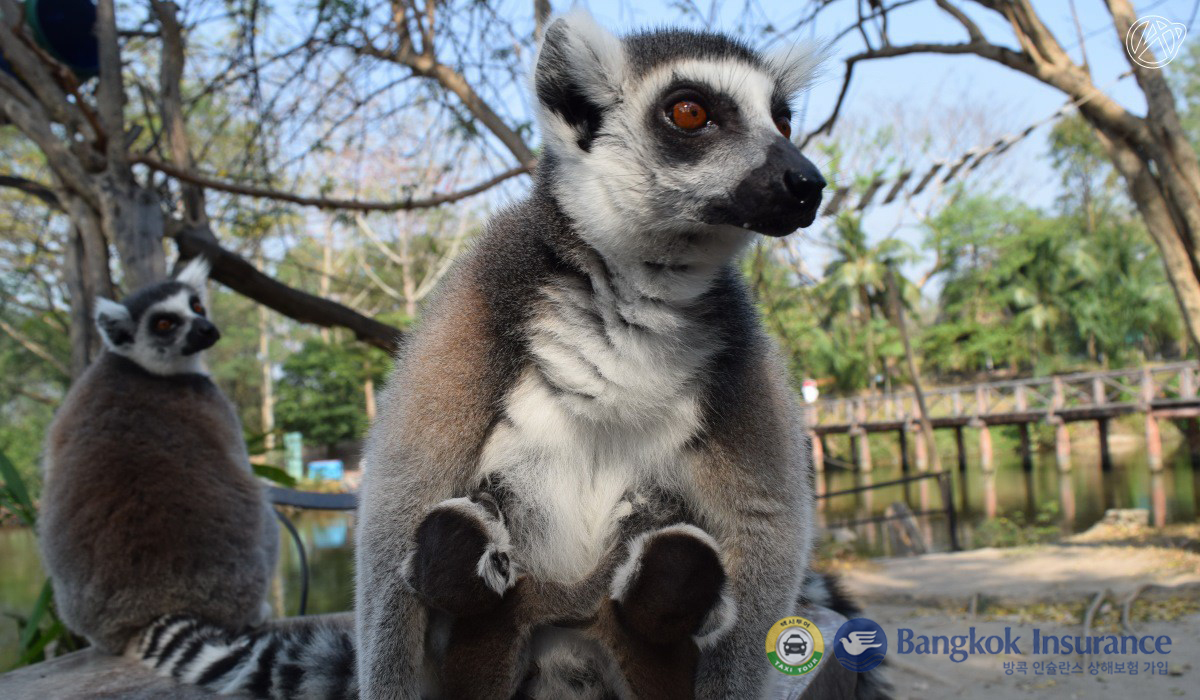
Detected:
[
  {"left": 353, "top": 39, "right": 537, "bottom": 168},
  {"left": 0, "top": 316, "right": 70, "bottom": 377},
  {"left": 169, "top": 225, "right": 403, "bottom": 353},
  {"left": 934, "top": 0, "right": 984, "bottom": 43},
  {"left": 135, "top": 154, "right": 529, "bottom": 211},
  {"left": 0, "top": 174, "right": 62, "bottom": 209}
]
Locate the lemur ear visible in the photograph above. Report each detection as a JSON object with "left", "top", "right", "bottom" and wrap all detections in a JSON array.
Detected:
[
  {"left": 534, "top": 8, "right": 626, "bottom": 152},
  {"left": 174, "top": 256, "right": 211, "bottom": 297},
  {"left": 94, "top": 298, "right": 134, "bottom": 350},
  {"left": 766, "top": 41, "right": 828, "bottom": 101}
]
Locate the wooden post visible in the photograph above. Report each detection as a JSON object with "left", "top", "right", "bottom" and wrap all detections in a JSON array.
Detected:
[
  {"left": 1142, "top": 369, "right": 1163, "bottom": 470},
  {"left": 897, "top": 427, "right": 910, "bottom": 475},
  {"left": 1058, "top": 470, "right": 1076, "bottom": 524},
  {"left": 1185, "top": 419, "right": 1200, "bottom": 469},
  {"left": 854, "top": 400, "right": 872, "bottom": 473},
  {"left": 975, "top": 387, "right": 995, "bottom": 519},
  {"left": 1056, "top": 425, "right": 1075, "bottom": 473},
  {"left": 955, "top": 425, "right": 969, "bottom": 512},
  {"left": 978, "top": 423, "right": 993, "bottom": 472},
  {"left": 1150, "top": 470, "right": 1167, "bottom": 529},
  {"left": 1097, "top": 418, "right": 1113, "bottom": 472},
  {"left": 1052, "top": 378, "right": 1071, "bottom": 473},
  {"left": 856, "top": 430, "right": 873, "bottom": 473},
  {"left": 811, "top": 429, "right": 825, "bottom": 504},
  {"left": 914, "top": 426, "right": 929, "bottom": 472},
  {"left": 1018, "top": 422, "right": 1033, "bottom": 473}
]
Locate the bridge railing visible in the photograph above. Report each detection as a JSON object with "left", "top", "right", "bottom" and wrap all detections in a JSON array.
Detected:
[{"left": 811, "top": 361, "right": 1199, "bottom": 427}]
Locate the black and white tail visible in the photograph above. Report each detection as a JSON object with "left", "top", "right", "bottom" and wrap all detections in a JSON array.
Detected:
[
  {"left": 132, "top": 614, "right": 357, "bottom": 699},
  {"left": 802, "top": 570, "right": 894, "bottom": 700}
]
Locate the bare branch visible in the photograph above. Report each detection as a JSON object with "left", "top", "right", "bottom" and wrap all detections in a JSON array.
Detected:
[
  {"left": 95, "top": 0, "right": 127, "bottom": 167},
  {"left": 135, "top": 154, "right": 530, "bottom": 211},
  {"left": 0, "top": 174, "right": 62, "bottom": 209},
  {"left": 353, "top": 42, "right": 537, "bottom": 167},
  {"left": 0, "top": 316, "right": 70, "bottom": 377},
  {"left": 169, "top": 226, "right": 402, "bottom": 353},
  {"left": 153, "top": 0, "right": 207, "bottom": 223},
  {"left": 934, "top": 0, "right": 984, "bottom": 43}
]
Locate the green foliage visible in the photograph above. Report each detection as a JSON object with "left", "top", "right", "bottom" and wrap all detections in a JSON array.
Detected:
[
  {"left": 252, "top": 463, "right": 297, "bottom": 489},
  {"left": 276, "top": 339, "right": 390, "bottom": 450},
  {"left": 0, "top": 449, "right": 35, "bottom": 528},
  {"left": 920, "top": 119, "right": 1182, "bottom": 378},
  {"left": 971, "top": 502, "right": 1063, "bottom": 548},
  {"left": 0, "top": 448, "right": 85, "bottom": 669}
]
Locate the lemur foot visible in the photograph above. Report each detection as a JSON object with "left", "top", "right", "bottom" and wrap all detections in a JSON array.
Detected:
[
  {"left": 610, "top": 524, "right": 736, "bottom": 648},
  {"left": 405, "top": 495, "right": 517, "bottom": 616}
]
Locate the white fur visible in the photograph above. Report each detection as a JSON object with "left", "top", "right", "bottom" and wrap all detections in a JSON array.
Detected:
[
  {"left": 437, "top": 497, "right": 517, "bottom": 595},
  {"left": 534, "top": 9, "right": 628, "bottom": 153},
  {"left": 609, "top": 524, "right": 724, "bottom": 602},
  {"left": 175, "top": 257, "right": 211, "bottom": 299},
  {"left": 765, "top": 42, "right": 828, "bottom": 103},
  {"left": 94, "top": 298, "right": 132, "bottom": 352},
  {"left": 477, "top": 257, "right": 719, "bottom": 582},
  {"left": 546, "top": 55, "right": 792, "bottom": 302},
  {"left": 100, "top": 290, "right": 208, "bottom": 376},
  {"left": 694, "top": 584, "right": 738, "bottom": 649}
]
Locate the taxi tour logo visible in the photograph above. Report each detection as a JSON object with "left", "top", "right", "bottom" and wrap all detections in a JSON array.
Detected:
[
  {"left": 1125, "top": 15, "right": 1187, "bottom": 69},
  {"left": 765, "top": 616, "right": 824, "bottom": 676}
]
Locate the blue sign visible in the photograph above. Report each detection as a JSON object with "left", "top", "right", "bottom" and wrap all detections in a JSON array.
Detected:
[
  {"left": 308, "top": 459, "right": 344, "bottom": 481},
  {"left": 833, "top": 618, "right": 888, "bottom": 672}
]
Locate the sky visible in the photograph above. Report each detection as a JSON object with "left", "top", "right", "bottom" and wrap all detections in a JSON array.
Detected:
[
  {"left": 233, "top": 0, "right": 1198, "bottom": 292},
  {"left": 572, "top": 0, "right": 1200, "bottom": 283}
]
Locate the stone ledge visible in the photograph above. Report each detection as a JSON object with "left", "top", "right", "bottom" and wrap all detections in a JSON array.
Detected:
[{"left": 0, "top": 607, "right": 857, "bottom": 699}]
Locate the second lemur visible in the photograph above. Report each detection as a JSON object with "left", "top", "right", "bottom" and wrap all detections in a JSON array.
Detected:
[{"left": 39, "top": 258, "right": 280, "bottom": 657}]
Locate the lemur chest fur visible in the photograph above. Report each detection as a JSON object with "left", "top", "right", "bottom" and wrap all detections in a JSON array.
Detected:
[{"left": 477, "top": 261, "right": 720, "bottom": 583}]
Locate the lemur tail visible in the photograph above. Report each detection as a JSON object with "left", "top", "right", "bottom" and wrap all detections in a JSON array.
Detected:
[
  {"left": 802, "top": 570, "right": 894, "bottom": 700},
  {"left": 132, "top": 613, "right": 357, "bottom": 699}
]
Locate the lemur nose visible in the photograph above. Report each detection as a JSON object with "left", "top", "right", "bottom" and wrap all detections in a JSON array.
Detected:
[{"left": 783, "top": 169, "right": 826, "bottom": 204}]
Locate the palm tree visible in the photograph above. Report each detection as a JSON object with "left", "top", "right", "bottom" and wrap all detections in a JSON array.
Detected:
[{"left": 819, "top": 213, "right": 918, "bottom": 391}]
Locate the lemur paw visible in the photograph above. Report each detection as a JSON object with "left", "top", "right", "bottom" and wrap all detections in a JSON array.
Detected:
[
  {"left": 610, "top": 524, "right": 736, "bottom": 648},
  {"left": 405, "top": 496, "right": 517, "bottom": 616}
]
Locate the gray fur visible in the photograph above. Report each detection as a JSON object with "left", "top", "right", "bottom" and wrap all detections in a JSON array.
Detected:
[
  {"left": 39, "top": 266, "right": 278, "bottom": 657},
  {"left": 358, "top": 10, "right": 829, "bottom": 700}
]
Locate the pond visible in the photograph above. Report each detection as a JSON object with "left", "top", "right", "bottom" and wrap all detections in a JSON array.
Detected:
[
  {"left": 2, "top": 433, "right": 1198, "bottom": 668},
  {"left": 820, "top": 426, "right": 1200, "bottom": 552}
]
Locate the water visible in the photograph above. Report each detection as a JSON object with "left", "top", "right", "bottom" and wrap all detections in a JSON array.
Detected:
[
  {"left": 1, "top": 434, "right": 1197, "bottom": 668},
  {"left": 820, "top": 427, "right": 1200, "bottom": 553}
]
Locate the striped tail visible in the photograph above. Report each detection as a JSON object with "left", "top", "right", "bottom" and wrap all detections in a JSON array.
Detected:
[
  {"left": 133, "top": 614, "right": 358, "bottom": 699},
  {"left": 802, "top": 570, "right": 894, "bottom": 700}
]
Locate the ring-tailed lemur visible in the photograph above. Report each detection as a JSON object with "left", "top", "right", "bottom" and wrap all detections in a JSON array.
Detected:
[
  {"left": 358, "top": 10, "right": 887, "bottom": 700},
  {"left": 38, "top": 260, "right": 355, "bottom": 698}
]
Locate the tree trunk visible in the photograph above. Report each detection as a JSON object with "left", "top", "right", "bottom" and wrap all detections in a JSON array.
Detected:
[{"left": 258, "top": 256, "right": 276, "bottom": 452}]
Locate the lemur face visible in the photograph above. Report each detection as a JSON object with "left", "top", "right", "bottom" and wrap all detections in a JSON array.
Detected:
[
  {"left": 94, "top": 258, "right": 220, "bottom": 376},
  {"left": 536, "top": 11, "right": 825, "bottom": 284}
]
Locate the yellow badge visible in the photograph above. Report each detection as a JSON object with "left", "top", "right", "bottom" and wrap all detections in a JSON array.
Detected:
[{"left": 765, "top": 616, "right": 824, "bottom": 675}]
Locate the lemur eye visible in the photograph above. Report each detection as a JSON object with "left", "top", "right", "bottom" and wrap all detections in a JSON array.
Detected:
[
  {"left": 155, "top": 318, "right": 175, "bottom": 332},
  {"left": 671, "top": 101, "right": 708, "bottom": 130},
  {"left": 192, "top": 301, "right": 205, "bottom": 315},
  {"left": 775, "top": 116, "right": 792, "bottom": 139}
]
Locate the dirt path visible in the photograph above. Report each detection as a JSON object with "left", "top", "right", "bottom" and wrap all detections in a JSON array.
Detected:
[{"left": 834, "top": 529, "right": 1200, "bottom": 699}]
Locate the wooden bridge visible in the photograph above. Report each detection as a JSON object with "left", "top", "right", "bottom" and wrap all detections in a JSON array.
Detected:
[{"left": 807, "top": 362, "right": 1200, "bottom": 526}]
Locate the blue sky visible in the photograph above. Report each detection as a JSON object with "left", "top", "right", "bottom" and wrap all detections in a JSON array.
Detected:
[{"left": 571, "top": 0, "right": 1198, "bottom": 281}]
